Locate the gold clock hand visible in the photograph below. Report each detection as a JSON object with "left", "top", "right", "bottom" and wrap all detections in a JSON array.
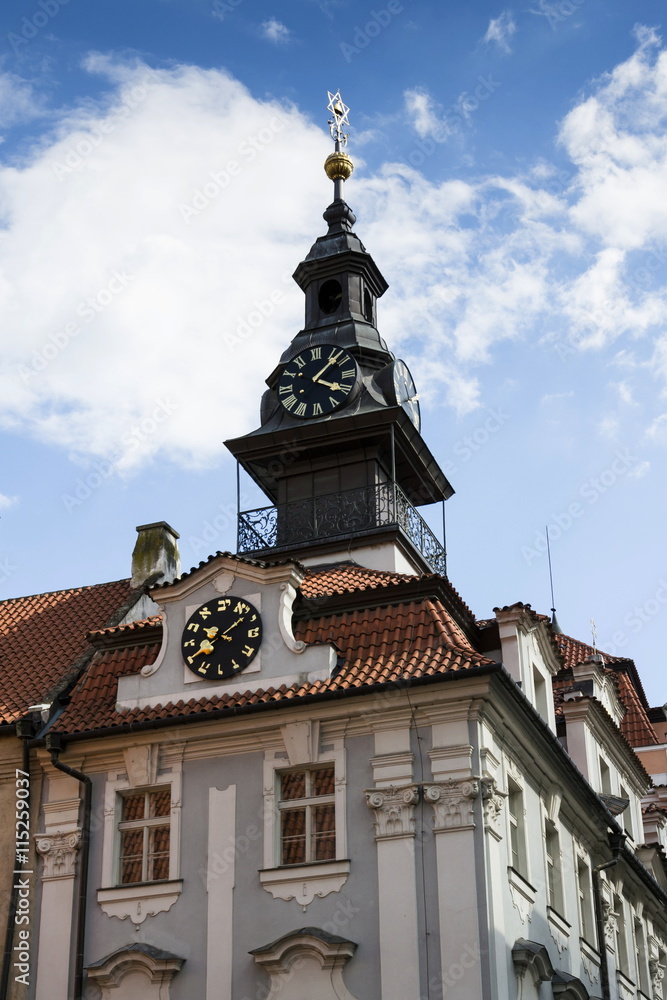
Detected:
[
  {"left": 311, "top": 377, "right": 342, "bottom": 390},
  {"left": 220, "top": 617, "right": 244, "bottom": 636},
  {"left": 311, "top": 351, "right": 342, "bottom": 382}
]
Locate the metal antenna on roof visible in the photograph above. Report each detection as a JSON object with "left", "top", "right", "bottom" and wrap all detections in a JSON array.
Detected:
[{"left": 545, "top": 526, "right": 562, "bottom": 634}]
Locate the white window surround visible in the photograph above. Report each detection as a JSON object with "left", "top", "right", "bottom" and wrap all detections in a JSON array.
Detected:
[
  {"left": 97, "top": 762, "right": 182, "bottom": 924},
  {"left": 260, "top": 743, "right": 348, "bottom": 908}
]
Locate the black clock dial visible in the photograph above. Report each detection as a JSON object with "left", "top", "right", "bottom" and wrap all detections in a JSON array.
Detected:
[
  {"left": 277, "top": 345, "right": 358, "bottom": 418},
  {"left": 181, "top": 597, "right": 262, "bottom": 681},
  {"left": 392, "top": 360, "right": 420, "bottom": 431}
]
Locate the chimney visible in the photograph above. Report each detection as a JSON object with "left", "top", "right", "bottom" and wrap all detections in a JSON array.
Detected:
[{"left": 131, "top": 521, "right": 181, "bottom": 587}]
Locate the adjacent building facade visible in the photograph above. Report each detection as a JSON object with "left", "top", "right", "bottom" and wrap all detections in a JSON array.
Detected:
[{"left": 1, "top": 97, "right": 666, "bottom": 1000}]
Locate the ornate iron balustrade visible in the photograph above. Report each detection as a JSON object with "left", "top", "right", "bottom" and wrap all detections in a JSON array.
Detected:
[{"left": 238, "top": 482, "right": 446, "bottom": 574}]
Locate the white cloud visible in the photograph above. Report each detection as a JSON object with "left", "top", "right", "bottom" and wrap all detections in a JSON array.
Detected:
[
  {"left": 261, "top": 19, "right": 291, "bottom": 43},
  {"left": 0, "top": 72, "right": 42, "bottom": 129},
  {"left": 482, "top": 11, "right": 516, "bottom": 54},
  {"left": 0, "top": 493, "right": 18, "bottom": 510},
  {"left": 404, "top": 88, "right": 443, "bottom": 139},
  {"left": 1, "top": 33, "right": 667, "bottom": 471}
]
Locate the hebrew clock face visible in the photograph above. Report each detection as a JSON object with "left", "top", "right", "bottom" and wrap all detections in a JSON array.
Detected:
[
  {"left": 277, "top": 345, "right": 359, "bottom": 418},
  {"left": 392, "top": 360, "right": 420, "bottom": 431},
  {"left": 181, "top": 598, "right": 262, "bottom": 680}
]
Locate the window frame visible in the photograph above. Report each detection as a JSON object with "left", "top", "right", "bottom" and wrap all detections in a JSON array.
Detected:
[
  {"left": 262, "top": 743, "right": 346, "bottom": 871},
  {"left": 277, "top": 764, "right": 336, "bottom": 867},
  {"left": 117, "top": 787, "right": 172, "bottom": 886},
  {"left": 507, "top": 777, "right": 528, "bottom": 878},
  {"left": 544, "top": 818, "right": 564, "bottom": 917},
  {"left": 100, "top": 764, "right": 182, "bottom": 891},
  {"left": 576, "top": 856, "right": 595, "bottom": 946}
]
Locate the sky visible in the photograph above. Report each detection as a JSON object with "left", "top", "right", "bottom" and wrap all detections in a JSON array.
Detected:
[{"left": 1, "top": 0, "right": 667, "bottom": 704}]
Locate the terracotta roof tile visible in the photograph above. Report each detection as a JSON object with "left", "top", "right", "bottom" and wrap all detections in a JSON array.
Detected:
[
  {"left": 301, "top": 564, "right": 415, "bottom": 598},
  {"left": 552, "top": 635, "right": 659, "bottom": 750},
  {"left": 301, "top": 562, "right": 477, "bottom": 625},
  {"left": 54, "top": 597, "right": 494, "bottom": 735},
  {"left": 0, "top": 579, "right": 133, "bottom": 725}
]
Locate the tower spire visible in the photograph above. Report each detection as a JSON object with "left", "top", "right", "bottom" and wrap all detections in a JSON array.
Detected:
[{"left": 324, "top": 90, "right": 354, "bottom": 211}]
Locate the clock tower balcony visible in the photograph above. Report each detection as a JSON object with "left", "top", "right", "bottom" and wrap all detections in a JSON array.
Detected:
[{"left": 237, "top": 480, "right": 446, "bottom": 575}]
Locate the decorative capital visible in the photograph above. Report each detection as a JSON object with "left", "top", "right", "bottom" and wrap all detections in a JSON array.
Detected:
[
  {"left": 481, "top": 776, "right": 506, "bottom": 838},
  {"left": 36, "top": 830, "right": 81, "bottom": 879},
  {"left": 365, "top": 785, "right": 420, "bottom": 840},
  {"left": 650, "top": 958, "right": 665, "bottom": 999},
  {"left": 424, "top": 778, "right": 479, "bottom": 832}
]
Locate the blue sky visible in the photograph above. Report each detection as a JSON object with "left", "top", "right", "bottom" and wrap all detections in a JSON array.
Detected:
[{"left": 1, "top": 0, "right": 667, "bottom": 704}]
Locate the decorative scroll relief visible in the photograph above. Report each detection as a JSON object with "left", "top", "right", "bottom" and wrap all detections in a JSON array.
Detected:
[
  {"left": 97, "top": 881, "right": 183, "bottom": 925},
  {"left": 547, "top": 907, "right": 571, "bottom": 956},
  {"left": 259, "top": 860, "right": 350, "bottom": 910},
  {"left": 481, "top": 777, "right": 505, "bottom": 838},
  {"left": 279, "top": 581, "right": 306, "bottom": 653},
  {"left": 366, "top": 785, "right": 420, "bottom": 840},
  {"left": 424, "top": 779, "right": 479, "bottom": 832},
  {"left": 579, "top": 939, "right": 600, "bottom": 986},
  {"left": 507, "top": 868, "right": 536, "bottom": 926},
  {"left": 36, "top": 830, "right": 81, "bottom": 879}
]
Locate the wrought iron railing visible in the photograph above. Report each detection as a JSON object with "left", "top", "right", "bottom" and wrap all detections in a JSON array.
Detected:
[{"left": 237, "top": 482, "right": 446, "bottom": 574}]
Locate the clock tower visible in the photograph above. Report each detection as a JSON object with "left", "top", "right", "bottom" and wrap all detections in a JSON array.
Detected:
[{"left": 225, "top": 93, "right": 453, "bottom": 574}]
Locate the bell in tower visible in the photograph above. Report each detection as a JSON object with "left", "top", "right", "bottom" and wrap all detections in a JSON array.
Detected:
[{"left": 225, "top": 92, "right": 453, "bottom": 576}]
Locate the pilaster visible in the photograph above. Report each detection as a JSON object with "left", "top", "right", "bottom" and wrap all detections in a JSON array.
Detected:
[{"left": 365, "top": 723, "right": 421, "bottom": 1000}]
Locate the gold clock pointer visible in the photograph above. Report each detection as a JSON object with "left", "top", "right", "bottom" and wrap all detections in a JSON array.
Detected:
[
  {"left": 311, "top": 351, "right": 342, "bottom": 383},
  {"left": 220, "top": 617, "right": 244, "bottom": 636},
  {"left": 191, "top": 626, "right": 221, "bottom": 659},
  {"left": 311, "top": 377, "right": 342, "bottom": 391}
]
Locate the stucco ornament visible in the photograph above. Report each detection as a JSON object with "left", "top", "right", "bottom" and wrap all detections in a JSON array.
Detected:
[
  {"left": 36, "top": 830, "right": 81, "bottom": 879},
  {"left": 365, "top": 785, "right": 420, "bottom": 839},
  {"left": 250, "top": 927, "right": 360, "bottom": 1000},
  {"left": 481, "top": 776, "right": 505, "bottom": 838},
  {"left": 424, "top": 779, "right": 479, "bottom": 832},
  {"left": 279, "top": 581, "right": 306, "bottom": 653},
  {"left": 86, "top": 944, "right": 184, "bottom": 999},
  {"left": 650, "top": 958, "right": 665, "bottom": 999},
  {"left": 602, "top": 899, "right": 618, "bottom": 945}
]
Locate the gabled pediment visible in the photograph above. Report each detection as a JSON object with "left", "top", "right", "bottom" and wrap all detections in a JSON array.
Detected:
[{"left": 116, "top": 552, "right": 336, "bottom": 713}]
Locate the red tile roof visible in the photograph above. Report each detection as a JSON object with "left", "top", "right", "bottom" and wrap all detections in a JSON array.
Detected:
[
  {"left": 0, "top": 579, "right": 133, "bottom": 726},
  {"left": 613, "top": 667, "right": 660, "bottom": 748},
  {"left": 551, "top": 636, "right": 659, "bottom": 750},
  {"left": 301, "top": 564, "right": 416, "bottom": 598},
  {"left": 54, "top": 597, "right": 494, "bottom": 735}
]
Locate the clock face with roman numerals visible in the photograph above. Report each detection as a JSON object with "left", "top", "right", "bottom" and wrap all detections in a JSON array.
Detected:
[
  {"left": 277, "top": 345, "right": 359, "bottom": 418},
  {"left": 181, "top": 597, "right": 262, "bottom": 681}
]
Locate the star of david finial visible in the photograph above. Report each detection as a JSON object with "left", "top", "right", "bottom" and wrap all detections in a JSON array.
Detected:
[
  {"left": 327, "top": 90, "right": 350, "bottom": 147},
  {"left": 590, "top": 617, "right": 598, "bottom": 653}
]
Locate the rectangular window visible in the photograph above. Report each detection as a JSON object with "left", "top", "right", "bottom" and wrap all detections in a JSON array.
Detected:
[
  {"left": 620, "top": 785, "right": 634, "bottom": 840},
  {"left": 508, "top": 780, "right": 527, "bottom": 876},
  {"left": 614, "top": 893, "right": 629, "bottom": 972},
  {"left": 634, "top": 918, "right": 650, "bottom": 994},
  {"left": 599, "top": 757, "right": 612, "bottom": 795},
  {"left": 118, "top": 788, "right": 171, "bottom": 885},
  {"left": 279, "top": 766, "right": 336, "bottom": 866},
  {"left": 545, "top": 820, "right": 564, "bottom": 915},
  {"left": 577, "top": 859, "right": 594, "bottom": 944},
  {"left": 533, "top": 665, "right": 549, "bottom": 719}
]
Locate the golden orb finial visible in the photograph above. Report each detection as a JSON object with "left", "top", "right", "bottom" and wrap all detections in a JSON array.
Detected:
[{"left": 324, "top": 151, "right": 354, "bottom": 182}]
